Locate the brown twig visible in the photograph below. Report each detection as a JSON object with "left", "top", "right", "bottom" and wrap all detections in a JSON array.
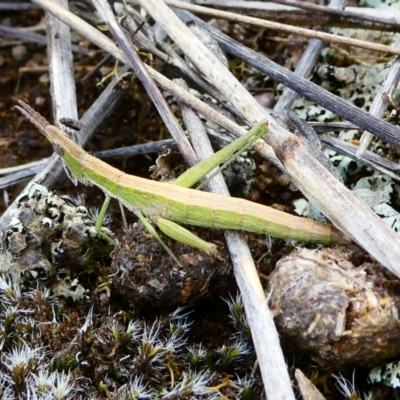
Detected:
[
  {"left": 147, "top": 3, "right": 400, "bottom": 281},
  {"left": 178, "top": 11, "right": 400, "bottom": 148},
  {"left": 197, "top": 0, "right": 400, "bottom": 31},
  {"left": 357, "top": 55, "right": 400, "bottom": 157},
  {"left": 274, "top": 0, "right": 346, "bottom": 112},
  {"left": 266, "top": 0, "right": 399, "bottom": 29},
  {"left": 167, "top": 0, "right": 400, "bottom": 57},
  {"left": 176, "top": 78, "right": 293, "bottom": 400},
  {"left": 91, "top": 0, "right": 197, "bottom": 167}
]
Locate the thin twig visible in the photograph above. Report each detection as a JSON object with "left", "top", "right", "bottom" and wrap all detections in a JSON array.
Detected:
[
  {"left": 196, "top": 1, "right": 400, "bottom": 30},
  {"left": 178, "top": 11, "right": 400, "bottom": 149},
  {"left": 45, "top": 0, "right": 78, "bottom": 125},
  {"left": 321, "top": 135, "right": 400, "bottom": 182},
  {"left": 286, "top": 111, "right": 343, "bottom": 182},
  {"left": 177, "top": 78, "right": 293, "bottom": 400},
  {"left": 94, "top": 139, "right": 177, "bottom": 159},
  {"left": 0, "top": 2, "right": 39, "bottom": 10},
  {"left": 266, "top": 0, "right": 399, "bottom": 29},
  {"left": 0, "top": 25, "right": 90, "bottom": 55},
  {"left": 167, "top": 0, "right": 400, "bottom": 57},
  {"left": 274, "top": 0, "right": 346, "bottom": 113},
  {"left": 357, "top": 56, "right": 400, "bottom": 157},
  {"left": 91, "top": 0, "right": 197, "bottom": 167},
  {"left": 147, "top": 3, "right": 400, "bottom": 281},
  {"left": 0, "top": 159, "right": 49, "bottom": 176},
  {"left": 0, "top": 167, "right": 43, "bottom": 190},
  {"left": 0, "top": 68, "right": 128, "bottom": 235},
  {"left": 309, "top": 121, "right": 359, "bottom": 132}
]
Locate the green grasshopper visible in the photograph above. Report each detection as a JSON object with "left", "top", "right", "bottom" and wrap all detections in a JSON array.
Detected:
[{"left": 16, "top": 100, "right": 350, "bottom": 262}]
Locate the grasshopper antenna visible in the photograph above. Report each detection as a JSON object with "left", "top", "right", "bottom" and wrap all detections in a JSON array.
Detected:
[{"left": 15, "top": 100, "right": 50, "bottom": 133}]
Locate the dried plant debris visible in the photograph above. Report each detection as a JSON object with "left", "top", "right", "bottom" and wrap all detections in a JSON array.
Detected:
[
  {"left": 290, "top": 16, "right": 400, "bottom": 229},
  {"left": 4, "top": 183, "right": 112, "bottom": 295},
  {"left": 186, "top": 21, "right": 229, "bottom": 70},
  {"left": 149, "top": 147, "right": 183, "bottom": 182},
  {"left": 267, "top": 247, "right": 400, "bottom": 367},
  {"left": 111, "top": 223, "right": 232, "bottom": 309},
  {"left": 295, "top": 368, "right": 326, "bottom": 400}
]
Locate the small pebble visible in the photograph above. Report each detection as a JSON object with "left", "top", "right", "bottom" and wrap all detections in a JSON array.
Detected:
[
  {"left": 35, "top": 97, "right": 45, "bottom": 106},
  {"left": 11, "top": 44, "right": 27, "bottom": 61},
  {"left": 39, "top": 73, "right": 50, "bottom": 85}
]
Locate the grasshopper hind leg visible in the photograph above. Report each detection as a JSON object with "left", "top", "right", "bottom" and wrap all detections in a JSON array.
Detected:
[
  {"left": 136, "top": 211, "right": 180, "bottom": 265},
  {"left": 96, "top": 198, "right": 179, "bottom": 263},
  {"left": 156, "top": 218, "right": 217, "bottom": 256}
]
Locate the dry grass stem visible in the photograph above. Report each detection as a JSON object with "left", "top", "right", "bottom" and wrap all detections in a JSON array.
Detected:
[
  {"left": 3, "top": 1, "right": 400, "bottom": 396},
  {"left": 142, "top": 1, "right": 400, "bottom": 279},
  {"left": 177, "top": 76, "right": 295, "bottom": 400},
  {"left": 92, "top": 0, "right": 198, "bottom": 167},
  {"left": 295, "top": 369, "right": 327, "bottom": 400},
  {"left": 357, "top": 55, "right": 400, "bottom": 157},
  {"left": 198, "top": 0, "right": 400, "bottom": 27},
  {"left": 167, "top": 0, "right": 400, "bottom": 57},
  {"left": 274, "top": 0, "right": 346, "bottom": 112}
]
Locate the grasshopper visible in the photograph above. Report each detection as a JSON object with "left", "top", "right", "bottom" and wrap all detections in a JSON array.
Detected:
[{"left": 16, "top": 100, "right": 350, "bottom": 261}]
